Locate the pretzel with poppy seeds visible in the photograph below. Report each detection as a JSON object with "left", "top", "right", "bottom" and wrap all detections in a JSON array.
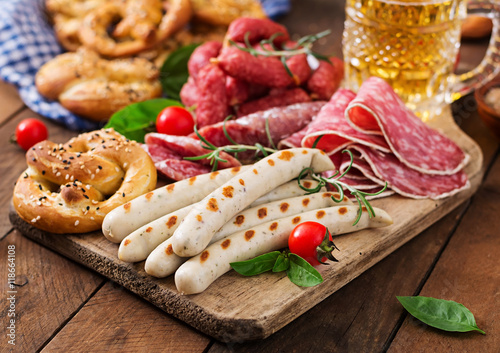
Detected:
[{"left": 12, "top": 129, "right": 157, "bottom": 234}]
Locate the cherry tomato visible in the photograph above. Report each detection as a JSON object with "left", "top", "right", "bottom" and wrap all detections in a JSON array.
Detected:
[
  {"left": 288, "top": 221, "right": 338, "bottom": 266},
  {"left": 15, "top": 118, "right": 48, "bottom": 151},
  {"left": 156, "top": 106, "right": 195, "bottom": 136}
]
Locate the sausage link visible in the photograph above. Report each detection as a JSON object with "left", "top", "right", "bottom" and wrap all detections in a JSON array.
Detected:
[
  {"left": 237, "top": 88, "right": 311, "bottom": 117},
  {"left": 195, "top": 64, "right": 231, "bottom": 127},
  {"left": 225, "top": 17, "right": 290, "bottom": 47},
  {"left": 171, "top": 148, "right": 335, "bottom": 257},
  {"left": 102, "top": 166, "right": 248, "bottom": 243},
  {"left": 307, "top": 57, "right": 344, "bottom": 100},
  {"left": 175, "top": 205, "right": 393, "bottom": 294}
]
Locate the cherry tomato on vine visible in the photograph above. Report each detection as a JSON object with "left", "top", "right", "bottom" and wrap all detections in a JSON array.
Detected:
[
  {"left": 288, "top": 221, "right": 339, "bottom": 266},
  {"left": 14, "top": 118, "right": 48, "bottom": 151},
  {"left": 156, "top": 106, "right": 195, "bottom": 136}
]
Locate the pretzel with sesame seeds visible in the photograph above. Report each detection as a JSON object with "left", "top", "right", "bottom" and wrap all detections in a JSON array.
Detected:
[{"left": 12, "top": 129, "right": 157, "bottom": 234}]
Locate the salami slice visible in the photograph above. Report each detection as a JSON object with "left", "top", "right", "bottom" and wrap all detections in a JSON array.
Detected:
[
  {"left": 345, "top": 77, "right": 469, "bottom": 175},
  {"left": 349, "top": 145, "right": 470, "bottom": 199},
  {"left": 145, "top": 133, "right": 241, "bottom": 169},
  {"left": 194, "top": 102, "right": 325, "bottom": 148},
  {"left": 281, "top": 89, "right": 390, "bottom": 154},
  {"left": 155, "top": 159, "right": 212, "bottom": 181},
  {"left": 142, "top": 143, "right": 182, "bottom": 163}
]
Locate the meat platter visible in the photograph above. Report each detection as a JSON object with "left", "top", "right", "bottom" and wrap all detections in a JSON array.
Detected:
[{"left": 9, "top": 104, "right": 483, "bottom": 342}]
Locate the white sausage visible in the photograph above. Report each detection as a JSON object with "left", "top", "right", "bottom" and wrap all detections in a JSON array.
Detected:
[
  {"left": 174, "top": 205, "right": 393, "bottom": 294},
  {"left": 144, "top": 192, "right": 351, "bottom": 277},
  {"left": 102, "top": 166, "right": 249, "bottom": 243},
  {"left": 118, "top": 205, "right": 191, "bottom": 262},
  {"left": 120, "top": 180, "right": 325, "bottom": 263},
  {"left": 171, "top": 148, "right": 335, "bottom": 257}
]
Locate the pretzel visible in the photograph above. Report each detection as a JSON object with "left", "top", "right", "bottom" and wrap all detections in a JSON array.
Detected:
[
  {"left": 46, "top": 0, "right": 107, "bottom": 51},
  {"left": 190, "top": 0, "right": 266, "bottom": 26},
  {"left": 35, "top": 48, "right": 162, "bottom": 121},
  {"left": 78, "top": 0, "right": 192, "bottom": 57},
  {"left": 12, "top": 129, "right": 157, "bottom": 234}
]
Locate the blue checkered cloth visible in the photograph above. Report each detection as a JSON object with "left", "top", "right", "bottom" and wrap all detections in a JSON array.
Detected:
[{"left": 0, "top": 0, "right": 290, "bottom": 131}]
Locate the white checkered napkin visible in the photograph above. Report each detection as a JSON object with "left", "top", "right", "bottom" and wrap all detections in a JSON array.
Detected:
[
  {"left": 0, "top": 0, "right": 290, "bottom": 132},
  {"left": 0, "top": 0, "right": 105, "bottom": 131}
]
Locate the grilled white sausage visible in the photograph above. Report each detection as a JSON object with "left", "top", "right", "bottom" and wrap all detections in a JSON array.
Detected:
[
  {"left": 102, "top": 166, "right": 249, "bottom": 243},
  {"left": 171, "top": 148, "right": 335, "bottom": 257},
  {"left": 144, "top": 192, "right": 351, "bottom": 276},
  {"left": 119, "top": 179, "right": 325, "bottom": 263},
  {"left": 174, "top": 205, "right": 393, "bottom": 294}
]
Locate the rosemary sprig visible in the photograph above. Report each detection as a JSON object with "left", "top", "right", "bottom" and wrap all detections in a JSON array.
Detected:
[
  {"left": 185, "top": 122, "right": 276, "bottom": 169},
  {"left": 296, "top": 150, "right": 388, "bottom": 226},
  {"left": 187, "top": 127, "right": 387, "bottom": 225},
  {"left": 230, "top": 30, "right": 331, "bottom": 60},
  {"left": 229, "top": 29, "right": 332, "bottom": 78}
]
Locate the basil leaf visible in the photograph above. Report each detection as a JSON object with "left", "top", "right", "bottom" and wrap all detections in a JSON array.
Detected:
[
  {"left": 272, "top": 253, "right": 290, "bottom": 272},
  {"left": 230, "top": 251, "right": 280, "bottom": 276},
  {"left": 397, "top": 296, "right": 485, "bottom": 334},
  {"left": 286, "top": 254, "right": 323, "bottom": 287},
  {"left": 160, "top": 43, "right": 200, "bottom": 100},
  {"left": 104, "top": 98, "right": 183, "bottom": 142}
]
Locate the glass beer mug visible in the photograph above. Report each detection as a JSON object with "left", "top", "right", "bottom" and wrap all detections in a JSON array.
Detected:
[{"left": 342, "top": 0, "right": 500, "bottom": 120}]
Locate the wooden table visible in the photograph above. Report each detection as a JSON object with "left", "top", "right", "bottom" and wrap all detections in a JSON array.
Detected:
[{"left": 1, "top": 1, "right": 499, "bottom": 352}]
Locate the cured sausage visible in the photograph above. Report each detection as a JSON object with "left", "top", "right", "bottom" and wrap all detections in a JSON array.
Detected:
[
  {"left": 307, "top": 57, "right": 344, "bottom": 100},
  {"left": 217, "top": 47, "right": 300, "bottom": 88},
  {"left": 170, "top": 148, "right": 335, "bottom": 257},
  {"left": 236, "top": 88, "right": 311, "bottom": 117},
  {"left": 225, "top": 17, "right": 290, "bottom": 47},
  {"left": 195, "top": 64, "right": 231, "bottom": 127},
  {"left": 187, "top": 40, "right": 222, "bottom": 80},
  {"left": 195, "top": 102, "right": 325, "bottom": 151}
]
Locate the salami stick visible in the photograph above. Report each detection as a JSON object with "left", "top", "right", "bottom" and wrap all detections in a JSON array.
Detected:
[
  {"left": 171, "top": 148, "right": 335, "bottom": 257},
  {"left": 175, "top": 205, "right": 393, "bottom": 294},
  {"left": 119, "top": 179, "right": 325, "bottom": 262},
  {"left": 102, "top": 166, "right": 249, "bottom": 243},
  {"left": 144, "top": 191, "right": 350, "bottom": 276}
]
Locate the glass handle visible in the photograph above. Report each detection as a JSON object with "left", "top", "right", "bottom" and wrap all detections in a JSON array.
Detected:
[{"left": 449, "top": 0, "right": 500, "bottom": 102}]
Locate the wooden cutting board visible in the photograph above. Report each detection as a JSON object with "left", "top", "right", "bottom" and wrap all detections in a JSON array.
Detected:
[{"left": 9, "top": 106, "right": 483, "bottom": 342}]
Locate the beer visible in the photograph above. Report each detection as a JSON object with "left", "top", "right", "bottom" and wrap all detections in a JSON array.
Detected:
[{"left": 343, "top": 0, "right": 467, "bottom": 120}]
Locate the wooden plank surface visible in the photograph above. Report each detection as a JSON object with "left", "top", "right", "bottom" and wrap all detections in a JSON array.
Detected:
[
  {"left": 0, "top": 231, "right": 104, "bottom": 352},
  {"left": 388, "top": 150, "right": 500, "bottom": 352},
  {"left": 0, "top": 81, "right": 24, "bottom": 124},
  {"left": 40, "top": 281, "right": 210, "bottom": 352},
  {"left": 8, "top": 106, "right": 485, "bottom": 342},
  {"left": 209, "top": 203, "right": 469, "bottom": 352}
]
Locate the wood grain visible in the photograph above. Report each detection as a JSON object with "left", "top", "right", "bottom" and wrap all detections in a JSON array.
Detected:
[
  {"left": 0, "top": 231, "right": 103, "bottom": 353},
  {"left": 0, "top": 81, "right": 24, "bottom": 124},
  {"left": 41, "top": 281, "right": 210, "bottom": 352},
  {"left": 388, "top": 149, "right": 500, "bottom": 353},
  {"left": 8, "top": 106, "right": 485, "bottom": 342}
]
